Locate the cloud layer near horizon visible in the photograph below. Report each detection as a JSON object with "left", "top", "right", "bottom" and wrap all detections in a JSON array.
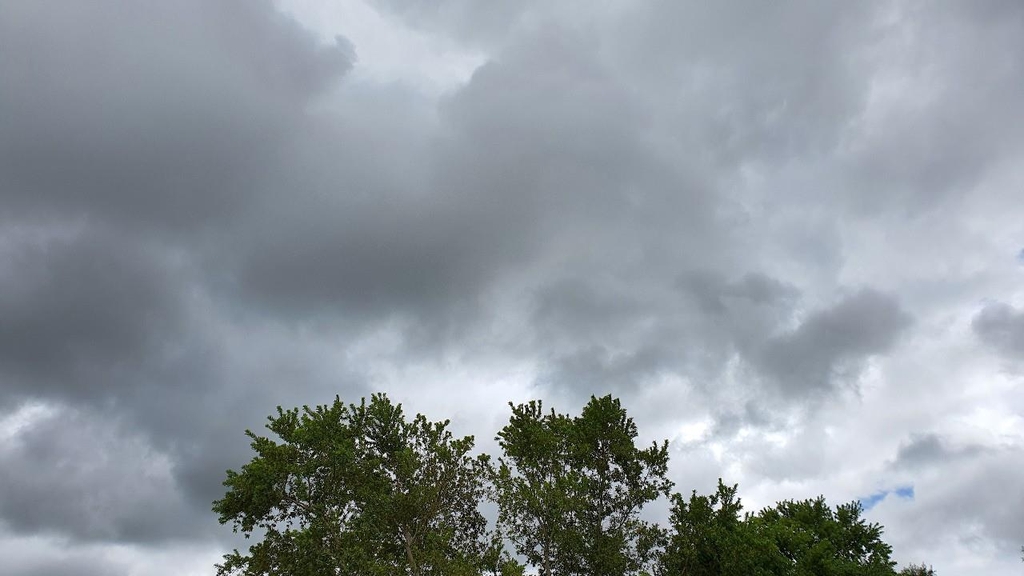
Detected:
[{"left": 1, "top": 1, "right": 1023, "bottom": 574}]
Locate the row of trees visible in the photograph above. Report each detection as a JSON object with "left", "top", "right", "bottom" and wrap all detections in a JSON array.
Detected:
[{"left": 213, "top": 393, "right": 933, "bottom": 575}]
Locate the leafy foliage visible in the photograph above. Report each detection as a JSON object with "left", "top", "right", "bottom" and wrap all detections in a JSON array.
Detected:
[
  {"left": 661, "top": 480, "right": 786, "bottom": 576},
  {"left": 751, "top": 497, "right": 898, "bottom": 576},
  {"left": 214, "top": 393, "right": 930, "bottom": 576},
  {"left": 897, "top": 564, "right": 936, "bottom": 576},
  {"left": 662, "top": 484, "right": 902, "bottom": 576},
  {"left": 491, "top": 400, "right": 574, "bottom": 576},
  {"left": 213, "top": 394, "right": 516, "bottom": 576},
  {"left": 493, "top": 395, "right": 671, "bottom": 576}
]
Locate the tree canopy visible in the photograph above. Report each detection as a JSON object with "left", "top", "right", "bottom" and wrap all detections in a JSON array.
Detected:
[
  {"left": 492, "top": 395, "right": 670, "bottom": 576},
  {"left": 752, "top": 497, "right": 896, "bottom": 576},
  {"left": 661, "top": 479, "right": 786, "bottom": 576},
  {"left": 213, "top": 393, "right": 514, "bottom": 576},
  {"left": 214, "top": 393, "right": 931, "bottom": 576},
  {"left": 897, "top": 564, "right": 936, "bottom": 576}
]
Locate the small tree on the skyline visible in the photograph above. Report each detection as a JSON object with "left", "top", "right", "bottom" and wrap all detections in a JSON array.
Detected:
[
  {"left": 898, "top": 563, "right": 936, "bottom": 576},
  {"left": 661, "top": 479, "right": 787, "bottom": 575},
  {"left": 752, "top": 497, "right": 898, "bottom": 575},
  {"left": 493, "top": 395, "right": 671, "bottom": 576},
  {"left": 212, "top": 393, "right": 517, "bottom": 576}
]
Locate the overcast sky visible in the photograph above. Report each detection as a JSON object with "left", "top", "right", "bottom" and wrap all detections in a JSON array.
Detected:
[{"left": 1, "top": 0, "right": 1023, "bottom": 574}]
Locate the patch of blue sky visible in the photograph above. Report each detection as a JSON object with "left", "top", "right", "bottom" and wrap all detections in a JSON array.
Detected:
[
  {"left": 860, "top": 485, "right": 914, "bottom": 510},
  {"left": 893, "top": 485, "right": 914, "bottom": 499}
]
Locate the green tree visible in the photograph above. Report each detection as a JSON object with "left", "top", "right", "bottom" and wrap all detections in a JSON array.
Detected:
[
  {"left": 493, "top": 395, "right": 672, "bottom": 576},
  {"left": 662, "top": 485, "right": 901, "bottom": 576},
  {"left": 213, "top": 393, "right": 517, "bottom": 576},
  {"left": 897, "top": 564, "right": 936, "bottom": 576},
  {"left": 660, "top": 479, "right": 786, "bottom": 576},
  {"left": 491, "top": 399, "right": 574, "bottom": 576},
  {"left": 753, "top": 497, "right": 897, "bottom": 576}
]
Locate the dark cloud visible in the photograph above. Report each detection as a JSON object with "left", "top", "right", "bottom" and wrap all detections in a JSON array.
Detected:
[
  {"left": 224, "top": 24, "right": 714, "bottom": 343},
  {"left": 0, "top": 0, "right": 352, "bottom": 231},
  {"left": 0, "top": 526, "right": 217, "bottom": 576},
  {"left": 531, "top": 272, "right": 909, "bottom": 410},
  {"left": 22, "top": 565, "right": 116, "bottom": 576},
  {"left": 755, "top": 289, "right": 912, "bottom": 395},
  {"left": 531, "top": 270, "right": 798, "bottom": 403},
  {"left": 0, "top": 0, "right": 363, "bottom": 551},
  {"left": 678, "top": 271, "right": 800, "bottom": 354},
  {"left": 893, "top": 433, "right": 953, "bottom": 468},
  {"left": 890, "top": 433, "right": 989, "bottom": 470},
  {"left": 532, "top": 277, "right": 649, "bottom": 343},
  {"left": 707, "top": 402, "right": 777, "bottom": 441},
  {"left": 682, "top": 272, "right": 797, "bottom": 315},
  {"left": 213, "top": 28, "right": 641, "bottom": 332},
  {"left": 0, "top": 226, "right": 185, "bottom": 399},
  {"left": 972, "top": 301, "right": 1024, "bottom": 360},
  {"left": 539, "top": 344, "right": 671, "bottom": 398},
  {"left": 2, "top": 555, "right": 119, "bottom": 576},
  {"left": 0, "top": 404, "right": 197, "bottom": 543}
]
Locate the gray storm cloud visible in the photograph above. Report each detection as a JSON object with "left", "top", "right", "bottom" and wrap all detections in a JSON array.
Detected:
[{"left": 973, "top": 301, "right": 1024, "bottom": 360}]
